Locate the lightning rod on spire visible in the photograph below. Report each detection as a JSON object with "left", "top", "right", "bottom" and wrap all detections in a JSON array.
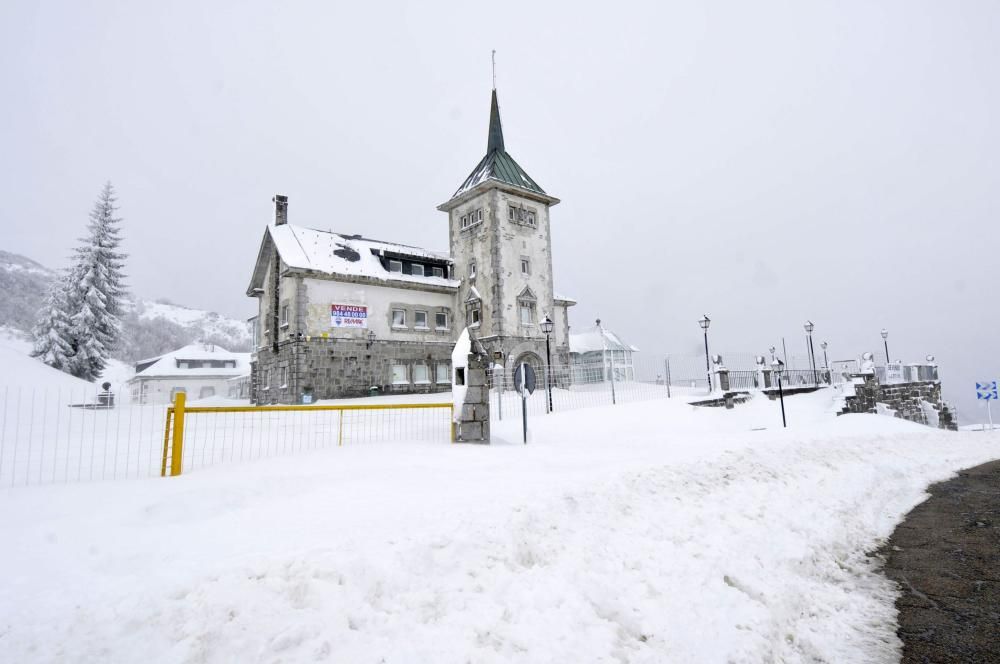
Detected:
[{"left": 491, "top": 49, "right": 496, "bottom": 90}]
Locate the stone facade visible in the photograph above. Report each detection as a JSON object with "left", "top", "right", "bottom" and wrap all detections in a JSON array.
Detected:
[
  {"left": 841, "top": 374, "right": 957, "bottom": 430},
  {"left": 251, "top": 338, "right": 452, "bottom": 403}
]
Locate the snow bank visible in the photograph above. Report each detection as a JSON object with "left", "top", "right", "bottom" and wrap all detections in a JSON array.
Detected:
[{"left": 1, "top": 390, "right": 997, "bottom": 662}]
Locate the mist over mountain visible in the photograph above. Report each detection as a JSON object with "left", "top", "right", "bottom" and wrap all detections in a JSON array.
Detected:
[{"left": 0, "top": 249, "right": 251, "bottom": 363}]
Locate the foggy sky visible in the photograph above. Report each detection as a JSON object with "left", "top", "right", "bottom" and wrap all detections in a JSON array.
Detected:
[{"left": 2, "top": 1, "right": 998, "bottom": 421}]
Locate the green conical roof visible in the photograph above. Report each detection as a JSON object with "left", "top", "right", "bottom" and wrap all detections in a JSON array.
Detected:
[{"left": 450, "top": 89, "right": 547, "bottom": 200}]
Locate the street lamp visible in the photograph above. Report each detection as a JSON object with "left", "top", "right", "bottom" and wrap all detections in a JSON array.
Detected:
[
  {"left": 804, "top": 320, "right": 817, "bottom": 385},
  {"left": 881, "top": 328, "right": 890, "bottom": 365},
  {"left": 699, "top": 315, "right": 712, "bottom": 392},
  {"left": 366, "top": 330, "right": 376, "bottom": 349},
  {"left": 540, "top": 315, "right": 554, "bottom": 414},
  {"left": 772, "top": 358, "right": 787, "bottom": 428}
]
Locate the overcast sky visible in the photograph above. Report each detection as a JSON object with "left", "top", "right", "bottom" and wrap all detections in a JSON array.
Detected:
[{"left": 2, "top": 0, "right": 998, "bottom": 421}]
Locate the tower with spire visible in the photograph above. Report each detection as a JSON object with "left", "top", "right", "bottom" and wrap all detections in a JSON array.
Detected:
[{"left": 438, "top": 87, "right": 573, "bottom": 378}]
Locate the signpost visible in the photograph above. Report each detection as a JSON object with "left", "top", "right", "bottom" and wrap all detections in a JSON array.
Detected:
[
  {"left": 513, "top": 363, "right": 536, "bottom": 444},
  {"left": 976, "top": 381, "right": 998, "bottom": 431}
]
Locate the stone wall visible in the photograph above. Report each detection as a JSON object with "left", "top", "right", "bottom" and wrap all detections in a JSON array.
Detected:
[
  {"left": 454, "top": 353, "right": 490, "bottom": 443},
  {"left": 842, "top": 375, "right": 957, "bottom": 430},
  {"left": 252, "top": 337, "right": 453, "bottom": 404}
]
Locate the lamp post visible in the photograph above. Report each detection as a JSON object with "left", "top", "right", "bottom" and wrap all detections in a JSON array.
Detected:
[
  {"left": 366, "top": 330, "right": 376, "bottom": 349},
  {"left": 804, "top": 320, "right": 817, "bottom": 385},
  {"left": 820, "top": 341, "right": 829, "bottom": 383},
  {"left": 540, "top": 315, "right": 554, "bottom": 414},
  {"left": 699, "top": 315, "right": 712, "bottom": 392},
  {"left": 772, "top": 358, "right": 787, "bottom": 428},
  {"left": 881, "top": 328, "right": 890, "bottom": 366}
]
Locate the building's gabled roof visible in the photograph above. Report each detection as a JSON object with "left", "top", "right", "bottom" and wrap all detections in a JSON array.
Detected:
[
  {"left": 130, "top": 344, "right": 251, "bottom": 380},
  {"left": 569, "top": 325, "right": 640, "bottom": 354},
  {"left": 442, "top": 89, "right": 559, "bottom": 208},
  {"left": 247, "top": 223, "right": 461, "bottom": 295}
]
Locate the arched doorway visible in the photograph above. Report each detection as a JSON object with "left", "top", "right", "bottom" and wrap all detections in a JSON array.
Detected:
[{"left": 511, "top": 351, "right": 544, "bottom": 384}]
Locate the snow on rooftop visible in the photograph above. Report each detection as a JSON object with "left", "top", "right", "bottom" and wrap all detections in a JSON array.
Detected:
[
  {"left": 569, "top": 325, "right": 639, "bottom": 354},
  {"left": 269, "top": 224, "right": 460, "bottom": 289},
  {"left": 131, "top": 344, "right": 250, "bottom": 379},
  {"left": 553, "top": 291, "right": 577, "bottom": 304}
]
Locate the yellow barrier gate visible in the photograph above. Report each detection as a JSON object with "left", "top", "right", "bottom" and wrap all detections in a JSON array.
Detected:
[{"left": 161, "top": 395, "right": 455, "bottom": 477}]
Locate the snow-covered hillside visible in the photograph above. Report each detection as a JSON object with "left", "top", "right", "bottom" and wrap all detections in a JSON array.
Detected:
[
  {"left": 0, "top": 249, "right": 251, "bottom": 363},
  {"left": 1, "top": 377, "right": 997, "bottom": 662}
]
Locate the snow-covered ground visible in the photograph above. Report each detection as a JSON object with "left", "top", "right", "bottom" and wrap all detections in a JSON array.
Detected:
[{"left": 1, "top": 383, "right": 998, "bottom": 663}]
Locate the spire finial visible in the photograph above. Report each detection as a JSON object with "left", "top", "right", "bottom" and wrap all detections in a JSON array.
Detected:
[{"left": 491, "top": 49, "right": 496, "bottom": 90}]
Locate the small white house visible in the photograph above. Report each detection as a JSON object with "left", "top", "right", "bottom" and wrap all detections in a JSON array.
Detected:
[
  {"left": 128, "top": 344, "right": 251, "bottom": 404},
  {"left": 569, "top": 323, "right": 639, "bottom": 383}
]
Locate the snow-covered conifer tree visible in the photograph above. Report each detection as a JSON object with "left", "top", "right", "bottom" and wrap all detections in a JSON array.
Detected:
[
  {"left": 30, "top": 273, "right": 75, "bottom": 371},
  {"left": 64, "top": 182, "right": 129, "bottom": 381}
]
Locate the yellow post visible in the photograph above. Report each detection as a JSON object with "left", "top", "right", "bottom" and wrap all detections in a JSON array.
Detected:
[
  {"left": 337, "top": 409, "right": 344, "bottom": 447},
  {"left": 160, "top": 408, "right": 174, "bottom": 477},
  {"left": 170, "top": 392, "right": 187, "bottom": 476}
]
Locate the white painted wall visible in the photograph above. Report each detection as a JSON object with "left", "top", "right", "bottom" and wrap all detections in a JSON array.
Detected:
[
  {"left": 130, "top": 376, "right": 235, "bottom": 405},
  {"left": 299, "top": 277, "right": 456, "bottom": 343}
]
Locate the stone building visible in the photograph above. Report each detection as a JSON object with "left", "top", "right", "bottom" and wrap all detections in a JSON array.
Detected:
[{"left": 246, "top": 87, "right": 575, "bottom": 403}]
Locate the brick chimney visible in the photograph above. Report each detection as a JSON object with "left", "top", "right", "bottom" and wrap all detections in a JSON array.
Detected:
[{"left": 273, "top": 194, "right": 288, "bottom": 226}]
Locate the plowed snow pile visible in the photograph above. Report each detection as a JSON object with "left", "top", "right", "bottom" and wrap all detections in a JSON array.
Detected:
[{"left": 1, "top": 390, "right": 997, "bottom": 663}]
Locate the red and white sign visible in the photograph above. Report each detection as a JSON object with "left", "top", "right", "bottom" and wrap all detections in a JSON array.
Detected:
[{"left": 331, "top": 304, "right": 368, "bottom": 329}]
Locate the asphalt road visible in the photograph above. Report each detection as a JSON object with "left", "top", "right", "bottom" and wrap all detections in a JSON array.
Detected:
[{"left": 882, "top": 458, "right": 1000, "bottom": 663}]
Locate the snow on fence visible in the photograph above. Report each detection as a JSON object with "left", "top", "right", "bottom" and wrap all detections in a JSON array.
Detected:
[
  {"left": 0, "top": 388, "right": 453, "bottom": 488},
  {"left": 161, "top": 398, "right": 453, "bottom": 478}
]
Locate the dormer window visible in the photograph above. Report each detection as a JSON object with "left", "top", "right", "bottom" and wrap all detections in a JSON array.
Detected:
[{"left": 389, "top": 260, "right": 402, "bottom": 273}]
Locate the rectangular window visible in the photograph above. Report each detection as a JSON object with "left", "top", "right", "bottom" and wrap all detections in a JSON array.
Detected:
[
  {"left": 432, "top": 266, "right": 444, "bottom": 278},
  {"left": 435, "top": 311, "right": 449, "bottom": 329},
  {"left": 411, "top": 264, "right": 424, "bottom": 277},
  {"left": 280, "top": 366, "right": 288, "bottom": 387},
  {"left": 460, "top": 214, "right": 468, "bottom": 228},
  {"left": 519, "top": 302, "right": 535, "bottom": 325},
  {"left": 389, "top": 260, "right": 402, "bottom": 273},
  {"left": 520, "top": 258, "right": 530, "bottom": 274},
  {"left": 392, "top": 309, "right": 406, "bottom": 327},
  {"left": 391, "top": 364, "right": 408, "bottom": 384},
  {"left": 527, "top": 212, "right": 536, "bottom": 226},
  {"left": 477, "top": 209, "right": 483, "bottom": 222},
  {"left": 436, "top": 363, "right": 450, "bottom": 384},
  {"left": 469, "top": 262, "right": 477, "bottom": 279},
  {"left": 280, "top": 304, "right": 289, "bottom": 326},
  {"left": 508, "top": 206, "right": 515, "bottom": 221},
  {"left": 469, "top": 306, "right": 481, "bottom": 326},
  {"left": 414, "top": 310, "right": 428, "bottom": 329},
  {"left": 413, "top": 363, "right": 430, "bottom": 384}
]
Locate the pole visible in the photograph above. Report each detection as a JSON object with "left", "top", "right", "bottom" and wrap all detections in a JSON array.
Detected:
[
  {"left": 777, "top": 373, "right": 786, "bottom": 428},
  {"left": 782, "top": 337, "right": 789, "bottom": 368},
  {"left": 609, "top": 350, "right": 617, "bottom": 405},
  {"left": 520, "top": 363, "right": 528, "bottom": 445},
  {"left": 883, "top": 339, "right": 890, "bottom": 366},
  {"left": 989, "top": 400, "right": 994, "bottom": 432},
  {"left": 703, "top": 330, "right": 712, "bottom": 393},
  {"left": 807, "top": 335, "right": 817, "bottom": 384},
  {"left": 665, "top": 356, "right": 672, "bottom": 399},
  {"left": 545, "top": 332, "right": 553, "bottom": 414}
]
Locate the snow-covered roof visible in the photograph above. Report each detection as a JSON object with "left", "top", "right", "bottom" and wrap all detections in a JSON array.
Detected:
[
  {"left": 263, "top": 224, "right": 460, "bottom": 289},
  {"left": 130, "top": 344, "right": 251, "bottom": 380},
  {"left": 569, "top": 326, "right": 639, "bottom": 354},
  {"left": 553, "top": 292, "right": 577, "bottom": 304}
]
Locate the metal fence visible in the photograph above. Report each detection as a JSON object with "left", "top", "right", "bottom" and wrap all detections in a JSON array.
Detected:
[
  {"left": 0, "top": 387, "right": 453, "bottom": 488},
  {"left": 0, "top": 387, "right": 169, "bottom": 488}
]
